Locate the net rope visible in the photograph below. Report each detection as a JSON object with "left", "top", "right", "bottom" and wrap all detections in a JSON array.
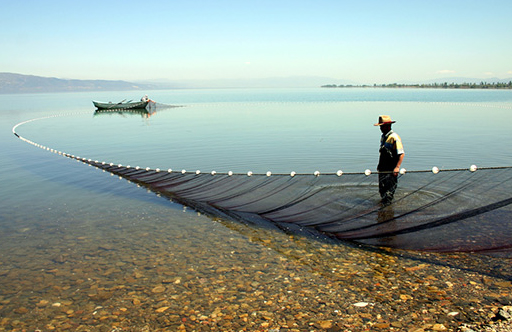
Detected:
[{"left": 12, "top": 115, "right": 512, "bottom": 257}]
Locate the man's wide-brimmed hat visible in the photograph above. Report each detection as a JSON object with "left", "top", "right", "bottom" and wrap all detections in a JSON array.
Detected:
[{"left": 374, "top": 115, "right": 396, "bottom": 126}]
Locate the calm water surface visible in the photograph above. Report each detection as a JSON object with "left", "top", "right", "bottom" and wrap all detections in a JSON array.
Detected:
[
  {"left": 11, "top": 89, "right": 512, "bottom": 173},
  {"left": 1, "top": 88, "right": 511, "bottom": 331}
]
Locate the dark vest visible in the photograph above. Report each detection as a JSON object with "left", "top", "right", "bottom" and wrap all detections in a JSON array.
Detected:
[{"left": 378, "top": 131, "right": 399, "bottom": 172}]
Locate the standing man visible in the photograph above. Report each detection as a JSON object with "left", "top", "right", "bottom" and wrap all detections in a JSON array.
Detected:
[{"left": 374, "top": 115, "right": 404, "bottom": 205}]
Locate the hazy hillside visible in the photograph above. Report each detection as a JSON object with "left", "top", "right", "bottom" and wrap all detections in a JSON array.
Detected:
[
  {"left": 138, "top": 76, "right": 356, "bottom": 89},
  {"left": 0, "top": 73, "right": 157, "bottom": 94},
  {"left": 1, "top": 73, "right": 352, "bottom": 93},
  {"left": 3, "top": 72, "right": 510, "bottom": 93}
]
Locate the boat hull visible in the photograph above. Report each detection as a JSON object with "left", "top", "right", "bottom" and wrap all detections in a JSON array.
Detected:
[{"left": 93, "top": 100, "right": 149, "bottom": 110}]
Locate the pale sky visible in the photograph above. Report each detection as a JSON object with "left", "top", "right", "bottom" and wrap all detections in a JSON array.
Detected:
[{"left": 1, "top": 0, "right": 511, "bottom": 84}]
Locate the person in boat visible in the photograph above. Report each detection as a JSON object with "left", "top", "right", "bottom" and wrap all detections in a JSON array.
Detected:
[
  {"left": 375, "top": 115, "right": 404, "bottom": 205},
  {"left": 142, "top": 94, "right": 156, "bottom": 103}
]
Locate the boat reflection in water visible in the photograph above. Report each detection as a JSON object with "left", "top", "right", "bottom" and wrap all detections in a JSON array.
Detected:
[
  {"left": 93, "top": 107, "right": 156, "bottom": 118},
  {"left": 94, "top": 108, "right": 156, "bottom": 118}
]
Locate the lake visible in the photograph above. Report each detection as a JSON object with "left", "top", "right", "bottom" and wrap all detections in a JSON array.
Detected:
[{"left": 1, "top": 88, "right": 511, "bottom": 331}]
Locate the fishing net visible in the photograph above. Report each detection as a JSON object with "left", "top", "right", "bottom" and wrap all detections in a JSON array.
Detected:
[
  {"left": 13, "top": 118, "right": 512, "bottom": 257},
  {"left": 99, "top": 165, "right": 512, "bottom": 256}
]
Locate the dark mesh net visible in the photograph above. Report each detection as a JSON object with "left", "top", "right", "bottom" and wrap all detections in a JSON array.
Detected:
[
  {"left": 13, "top": 117, "right": 512, "bottom": 257},
  {"left": 79, "top": 161, "right": 512, "bottom": 256}
]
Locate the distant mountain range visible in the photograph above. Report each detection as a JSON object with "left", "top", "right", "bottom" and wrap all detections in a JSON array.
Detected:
[
  {"left": 137, "top": 76, "right": 356, "bottom": 89},
  {"left": 0, "top": 72, "right": 351, "bottom": 93},
  {"left": 1, "top": 72, "right": 511, "bottom": 94},
  {"left": 0, "top": 72, "right": 158, "bottom": 94}
]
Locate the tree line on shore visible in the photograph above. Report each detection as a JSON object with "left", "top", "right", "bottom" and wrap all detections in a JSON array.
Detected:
[{"left": 322, "top": 81, "right": 512, "bottom": 89}]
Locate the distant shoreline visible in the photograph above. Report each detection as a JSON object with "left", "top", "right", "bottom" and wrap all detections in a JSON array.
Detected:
[{"left": 322, "top": 82, "right": 512, "bottom": 89}]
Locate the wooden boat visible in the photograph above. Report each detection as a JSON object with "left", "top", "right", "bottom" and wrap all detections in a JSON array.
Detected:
[{"left": 92, "top": 100, "right": 149, "bottom": 110}]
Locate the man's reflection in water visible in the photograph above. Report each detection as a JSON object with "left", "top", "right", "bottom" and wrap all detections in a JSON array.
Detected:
[
  {"left": 363, "top": 203, "right": 399, "bottom": 278},
  {"left": 376, "top": 203, "right": 396, "bottom": 247}
]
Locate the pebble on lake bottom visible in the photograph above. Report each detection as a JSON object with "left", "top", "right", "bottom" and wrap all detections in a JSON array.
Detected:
[{"left": 0, "top": 204, "right": 510, "bottom": 332}]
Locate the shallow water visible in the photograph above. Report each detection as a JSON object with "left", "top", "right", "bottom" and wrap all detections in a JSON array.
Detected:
[{"left": 1, "top": 88, "right": 511, "bottom": 331}]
